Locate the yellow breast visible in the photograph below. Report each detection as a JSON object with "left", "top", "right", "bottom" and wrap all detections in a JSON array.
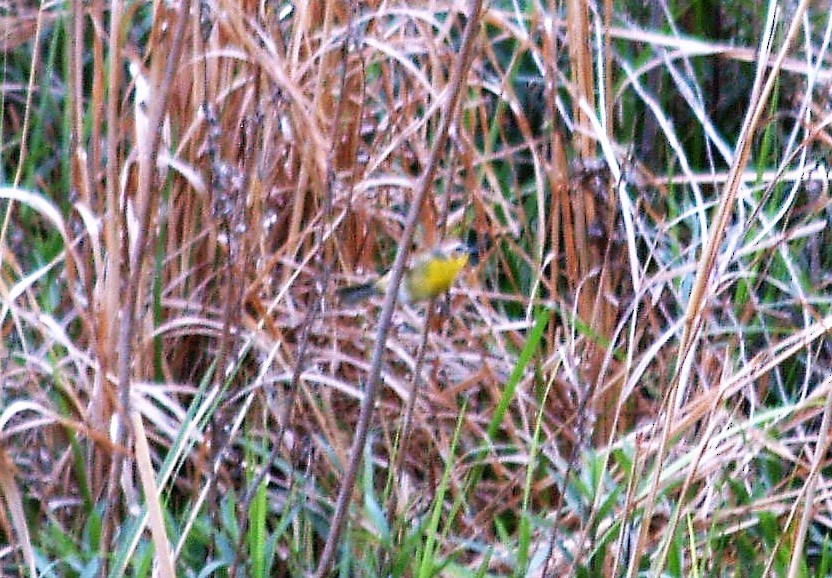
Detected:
[{"left": 404, "top": 252, "right": 469, "bottom": 302}]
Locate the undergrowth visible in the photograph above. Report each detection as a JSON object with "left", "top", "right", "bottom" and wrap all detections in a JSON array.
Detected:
[{"left": 1, "top": 0, "right": 831, "bottom": 576}]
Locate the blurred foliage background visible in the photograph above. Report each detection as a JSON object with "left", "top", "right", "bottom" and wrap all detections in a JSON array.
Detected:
[{"left": 1, "top": 0, "right": 832, "bottom": 576}]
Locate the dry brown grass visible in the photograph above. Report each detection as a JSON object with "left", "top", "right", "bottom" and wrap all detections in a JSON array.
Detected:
[{"left": 2, "top": 0, "right": 832, "bottom": 575}]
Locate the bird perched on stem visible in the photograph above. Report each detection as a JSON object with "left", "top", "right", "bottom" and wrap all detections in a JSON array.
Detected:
[{"left": 337, "top": 240, "right": 473, "bottom": 305}]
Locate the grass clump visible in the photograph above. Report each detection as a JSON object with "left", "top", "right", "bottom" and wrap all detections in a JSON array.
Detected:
[{"left": 2, "top": 0, "right": 832, "bottom": 576}]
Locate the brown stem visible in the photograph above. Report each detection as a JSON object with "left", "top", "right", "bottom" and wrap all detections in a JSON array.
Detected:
[{"left": 313, "top": 1, "right": 485, "bottom": 575}]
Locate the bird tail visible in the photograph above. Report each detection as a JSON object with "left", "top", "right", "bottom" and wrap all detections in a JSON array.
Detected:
[{"left": 336, "top": 282, "right": 380, "bottom": 304}]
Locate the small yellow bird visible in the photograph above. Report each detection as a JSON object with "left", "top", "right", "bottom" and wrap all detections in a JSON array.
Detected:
[{"left": 337, "top": 240, "right": 473, "bottom": 304}]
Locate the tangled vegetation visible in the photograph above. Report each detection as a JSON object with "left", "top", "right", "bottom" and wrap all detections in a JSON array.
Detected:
[{"left": 1, "top": 0, "right": 831, "bottom": 576}]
